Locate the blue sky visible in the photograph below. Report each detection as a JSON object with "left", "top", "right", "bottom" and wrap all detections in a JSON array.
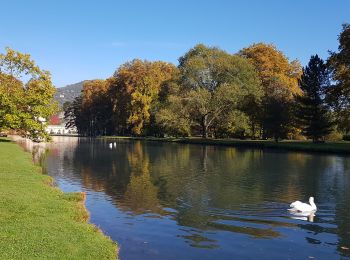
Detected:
[{"left": 1, "top": 0, "right": 349, "bottom": 87}]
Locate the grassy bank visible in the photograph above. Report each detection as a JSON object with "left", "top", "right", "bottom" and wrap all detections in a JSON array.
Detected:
[
  {"left": 0, "top": 139, "right": 117, "bottom": 259},
  {"left": 103, "top": 136, "right": 350, "bottom": 154}
]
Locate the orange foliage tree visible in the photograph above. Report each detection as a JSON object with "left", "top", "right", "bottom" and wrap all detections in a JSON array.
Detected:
[
  {"left": 240, "top": 43, "right": 302, "bottom": 140},
  {"left": 110, "top": 59, "right": 178, "bottom": 135}
]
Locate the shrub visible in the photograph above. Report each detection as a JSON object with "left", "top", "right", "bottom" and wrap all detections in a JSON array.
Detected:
[
  {"left": 343, "top": 135, "right": 350, "bottom": 141},
  {"left": 326, "top": 131, "right": 343, "bottom": 141}
]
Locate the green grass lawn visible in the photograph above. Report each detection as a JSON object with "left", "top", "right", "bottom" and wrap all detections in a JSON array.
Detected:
[
  {"left": 103, "top": 136, "right": 350, "bottom": 154},
  {"left": 0, "top": 139, "right": 117, "bottom": 259}
]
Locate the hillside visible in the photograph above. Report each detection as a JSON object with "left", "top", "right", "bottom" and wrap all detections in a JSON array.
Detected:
[{"left": 55, "top": 81, "right": 85, "bottom": 107}]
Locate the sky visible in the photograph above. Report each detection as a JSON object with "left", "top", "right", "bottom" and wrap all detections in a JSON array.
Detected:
[{"left": 1, "top": 0, "right": 349, "bottom": 87}]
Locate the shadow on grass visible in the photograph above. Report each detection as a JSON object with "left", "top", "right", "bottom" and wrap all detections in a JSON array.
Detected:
[{"left": 0, "top": 138, "right": 11, "bottom": 143}]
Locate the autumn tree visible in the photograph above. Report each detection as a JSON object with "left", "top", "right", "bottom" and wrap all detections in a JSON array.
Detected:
[
  {"left": 0, "top": 47, "right": 57, "bottom": 141},
  {"left": 82, "top": 79, "right": 113, "bottom": 136},
  {"left": 327, "top": 23, "right": 350, "bottom": 133},
  {"left": 239, "top": 43, "right": 302, "bottom": 140},
  {"left": 174, "top": 44, "right": 263, "bottom": 138},
  {"left": 109, "top": 59, "right": 177, "bottom": 135},
  {"left": 0, "top": 73, "right": 23, "bottom": 131},
  {"left": 296, "top": 55, "right": 333, "bottom": 142},
  {"left": 65, "top": 79, "right": 113, "bottom": 136}
]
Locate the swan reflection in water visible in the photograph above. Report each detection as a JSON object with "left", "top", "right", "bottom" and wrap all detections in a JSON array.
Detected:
[{"left": 289, "top": 210, "right": 316, "bottom": 222}]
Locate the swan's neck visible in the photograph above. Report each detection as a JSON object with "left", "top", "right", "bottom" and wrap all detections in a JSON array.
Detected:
[{"left": 309, "top": 201, "right": 317, "bottom": 210}]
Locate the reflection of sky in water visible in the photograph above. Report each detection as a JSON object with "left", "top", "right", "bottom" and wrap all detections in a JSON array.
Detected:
[{"left": 18, "top": 137, "right": 350, "bottom": 260}]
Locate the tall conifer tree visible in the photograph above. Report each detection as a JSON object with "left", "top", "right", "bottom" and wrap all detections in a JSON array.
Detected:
[{"left": 297, "top": 55, "right": 333, "bottom": 142}]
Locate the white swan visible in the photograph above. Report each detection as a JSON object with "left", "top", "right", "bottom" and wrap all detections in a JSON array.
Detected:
[
  {"left": 109, "top": 143, "right": 113, "bottom": 149},
  {"left": 289, "top": 197, "right": 317, "bottom": 212}
]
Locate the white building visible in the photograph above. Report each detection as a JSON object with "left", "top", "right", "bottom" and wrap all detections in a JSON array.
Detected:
[{"left": 46, "top": 112, "right": 77, "bottom": 135}]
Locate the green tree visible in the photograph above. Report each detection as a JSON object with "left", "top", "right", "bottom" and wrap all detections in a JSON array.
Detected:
[
  {"left": 263, "top": 77, "right": 296, "bottom": 141},
  {"left": 156, "top": 94, "right": 192, "bottom": 137},
  {"left": 0, "top": 47, "right": 57, "bottom": 141},
  {"left": 64, "top": 96, "right": 89, "bottom": 135},
  {"left": 62, "top": 101, "right": 71, "bottom": 112},
  {"left": 175, "top": 44, "right": 263, "bottom": 138},
  {"left": 296, "top": 55, "right": 333, "bottom": 142},
  {"left": 327, "top": 23, "right": 350, "bottom": 133},
  {"left": 155, "top": 77, "right": 192, "bottom": 137},
  {"left": 214, "top": 110, "right": 252, "bottom": 138}
]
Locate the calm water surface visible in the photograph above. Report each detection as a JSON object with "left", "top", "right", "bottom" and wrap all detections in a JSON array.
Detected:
[{"left": 20, "top": 137, "right": 350, "bottom": 259}]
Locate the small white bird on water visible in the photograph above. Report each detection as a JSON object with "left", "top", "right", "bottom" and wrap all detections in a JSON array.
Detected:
[{"left": 289, "top": 197, "right": 317, "bottom": 212}]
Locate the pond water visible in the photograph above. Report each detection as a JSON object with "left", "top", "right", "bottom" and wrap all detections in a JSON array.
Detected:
[{"left": 19, "top": 137, "right": 350, "bottom": 259}]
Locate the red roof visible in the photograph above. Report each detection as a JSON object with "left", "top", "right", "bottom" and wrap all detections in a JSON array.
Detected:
[{"left": 49, "top": 114, "right": 61, "bottom": 125}]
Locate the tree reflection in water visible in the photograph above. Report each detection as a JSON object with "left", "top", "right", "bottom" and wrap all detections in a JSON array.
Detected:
[
  {"left": 123, "top": 141, "right": 162, "bottom": 214},
  {"left": 20, "top": 137, "right": 350, "bottom": 258}
]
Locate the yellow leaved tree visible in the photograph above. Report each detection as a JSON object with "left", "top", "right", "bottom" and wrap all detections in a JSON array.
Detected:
[
  {"left": 0, "top": 47, "right": 58, "bottom": 141},
  {"left": 110, "top": 59, "right": 177, "bottom": 135}
]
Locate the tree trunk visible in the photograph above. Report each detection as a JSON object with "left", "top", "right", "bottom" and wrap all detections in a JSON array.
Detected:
[
  {"left": 251, "top": 122, "right": 256, "bottom": 140},
  {"left": 201, "top": 115, "right": 208, "bottom": 138}
]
